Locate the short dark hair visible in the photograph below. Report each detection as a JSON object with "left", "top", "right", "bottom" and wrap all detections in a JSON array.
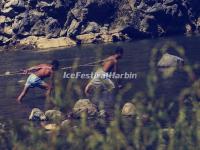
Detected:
[
  {"left": 51, "top": 60, "right": 60, "bottom": 70},
  {"left": 115, "top": 47, "right": 124, "bottom": 55}
]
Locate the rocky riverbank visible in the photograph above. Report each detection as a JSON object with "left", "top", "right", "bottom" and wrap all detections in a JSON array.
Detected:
[{"left": 0, "top": 0, "right": 200, "bottom": 50}]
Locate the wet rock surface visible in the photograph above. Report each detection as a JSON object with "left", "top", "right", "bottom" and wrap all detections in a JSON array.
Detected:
[
  {"left": 29, "top": 108, "right": 47, "bottom": 121},
  {"left": 158, "top": 53, "right": 184, "bottom": 67},
  {"left": 0, "top": 0, "right": 199, "bottom": 49},
  {"left": 72, "top": 99, "right": 98, "bottom": 118}
]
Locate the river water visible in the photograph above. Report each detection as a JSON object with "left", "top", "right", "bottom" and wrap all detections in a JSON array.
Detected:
[{"left": 0, "top": 35, "right": 200, "bottom": 121}]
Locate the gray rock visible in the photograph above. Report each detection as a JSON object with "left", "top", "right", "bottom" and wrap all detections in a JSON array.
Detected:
[
  {"left": 29, "top": 108, "right": 47, "bottom": 121},
  {"left": 81, "top": 22, "right": 100, "bottom": 34},
  {"left": 73, "top": 99, "right": 98, "bottom": 118},
  {"left": 0, "top": 16, "right": 12, "bottom": 25},
  {"left": 45, "top": 18, "right": 61, "bottom": 38},
  {"left": 67, "top": 19, "right": 80, "bottom": 37},
  {"left": 157, "top": 53, "right": 184, "bottom": 67},
  {"left": 2, "top": 0, "right": 25, "bottom": 16},
  {"left": 0, "top": 36, "right": 11, "bottom": 45},
  {"left": 37, "top": 1, "right": 54, "bottom": 12},
  {"left": 30, "top": 20, "right": 46, "bottom": 36},
  {"left": 166, "top": 4, "right": 179, "bottom": 16},
  {"left": 163, "top": 0, "right": 177, "bottom": 5},
  {"left": 28, "top": 10, "right": 45, "bottom": 26},
  {"left": 12, "top": 12, "right": 29, "bottom": 36},
  {"left": 140, "top": 16, "right": 157, "bottom": 33},
  {"left": 45, "top": 110, "right": 64, "bottom": 122},
  {"left": 1, "top": 7, "right": 17, "bottom": 18},
  {"left": 76, "top": 33, "right": 99, "bottom": 44},
  {"left": 145, "top": 3, "right": 164, "bottom": 14}
]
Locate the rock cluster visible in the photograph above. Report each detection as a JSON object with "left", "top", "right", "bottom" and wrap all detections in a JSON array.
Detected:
[
  {"left": 29, "top": 99, "right": 108, "bottom": 122},
  {"left": 0, "top": 0, "right": 199, "bottom": 49}
]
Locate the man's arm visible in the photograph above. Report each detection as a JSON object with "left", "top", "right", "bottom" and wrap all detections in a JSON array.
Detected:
[{"left": 24, "top": 65, "right": 42, "bottom": 74}]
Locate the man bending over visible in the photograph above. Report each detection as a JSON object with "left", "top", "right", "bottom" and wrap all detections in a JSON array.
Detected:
[
  {"left": 85, "top": 47, "right": 124, "bottom": 96},
  {"left": 17, "top": 60, "right": 59, "bottom": 103}
]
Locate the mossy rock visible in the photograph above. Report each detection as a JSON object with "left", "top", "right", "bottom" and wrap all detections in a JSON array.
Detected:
[
  {"left": 45, "top": 110, "right": 64, "bottom": 122},
  {"left": 73, "top": 99, "right": 98, "bottom": 118}
]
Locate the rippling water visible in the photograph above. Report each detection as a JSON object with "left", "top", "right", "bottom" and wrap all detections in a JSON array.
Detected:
[{"left": 0, "top": 35, "right": 200, "bottom": 120}]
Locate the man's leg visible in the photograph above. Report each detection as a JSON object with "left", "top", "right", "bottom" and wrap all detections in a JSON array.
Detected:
[
  {"left": 85, "top": 82, "right": 94, "bottom": 96},
  {"left": 17, "top": 85, "right": 29, "bottom": 103},
  {"left": 40, "top": 82, "right": 52, "bottom": 97},
  {"left": 103, "top": 79, "right": 115, "bottom": 92}
]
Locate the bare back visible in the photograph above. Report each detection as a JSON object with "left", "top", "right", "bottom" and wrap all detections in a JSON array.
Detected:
[
  {"left": 102, "top": 56, "right": 117, "bottom": 73},
  {"left": 33, "top": 64, "right": 53, "bottom": 78}
]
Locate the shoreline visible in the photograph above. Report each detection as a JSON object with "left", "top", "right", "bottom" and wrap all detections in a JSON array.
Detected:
[{"left": 0, "top": 33, "right": 199, "bottom": 53}]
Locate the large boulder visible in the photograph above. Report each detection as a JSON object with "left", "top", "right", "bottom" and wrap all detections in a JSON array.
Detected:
[
  {"left": 45, "top": 18, "right": 61, "bottom": 38},
  {"left": 45, "top": 110, "right": 64, "bottom": 122},
  {"left": 121, "top": 102, "right": 137, "bottom": 116},
  {"left": 76, "top": 33, "right": 99, "bottom": 44},
  {"left": 157, "top": 53, "right": 184, "bottom": 67},
  {"left": 73, "top": 99, "right": 98, "bottom": 118},
  {"left": 36, "top": 37, "right": 76, "bottom": 49},
  {"left": 29, "top": 108, "right": 47, "bottom": 121},
  {"left": 20, "top": 36, "right": 76, "bottom": 49}
]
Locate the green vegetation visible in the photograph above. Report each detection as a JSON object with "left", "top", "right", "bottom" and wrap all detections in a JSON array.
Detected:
[{"left": 0, "top": 43, "right": 200, "bottom": 150}]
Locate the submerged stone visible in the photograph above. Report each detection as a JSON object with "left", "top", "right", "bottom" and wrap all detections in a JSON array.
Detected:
[
  {"left": 29, "top": 108, "right": 46, "bottom": 121},
  {"left": 122, "top": 102, "right": 137, "bottom": 116},
  {"left": 158, "top": 53, "right": 184, "bottom": 67}
]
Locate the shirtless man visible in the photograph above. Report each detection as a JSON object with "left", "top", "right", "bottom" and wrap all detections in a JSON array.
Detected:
[
  {"left": 17, "top": 60, "right": 60, "bottom": 103},
  {"left": 85, "top": 47, "right": 124, "bottom": 95}
]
